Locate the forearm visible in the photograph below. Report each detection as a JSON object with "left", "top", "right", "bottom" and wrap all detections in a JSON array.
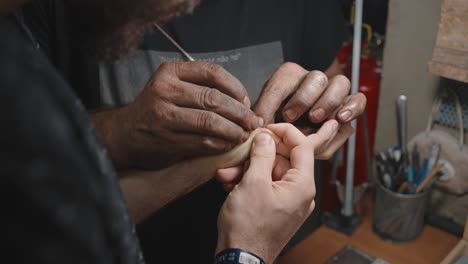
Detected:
[
  {"left": 90, "top": 108, "right": 132, "bottom": 170},
  {"left": 120, "top": 163, "right": 213, "bottom": 224},
  {"left": 120, "top": 129, "right": 279, "bottom": 223}
]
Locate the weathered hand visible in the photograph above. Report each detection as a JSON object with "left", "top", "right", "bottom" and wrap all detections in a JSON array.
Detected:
[
  {"left": 92, "top": 61, "right": 263, "bottom": 169},
  {"left": 254, "top": 62, "right": 366, "bottom": 160}
]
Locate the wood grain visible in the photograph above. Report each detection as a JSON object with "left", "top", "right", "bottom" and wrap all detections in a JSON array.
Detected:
[
  {"left": 276, "top": 194, "right": 460, "bottom": 264},
  {"left": 429, "top": 0, "right": 468, "bottom": 83}
]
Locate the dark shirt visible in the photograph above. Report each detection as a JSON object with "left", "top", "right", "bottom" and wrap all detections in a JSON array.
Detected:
[
  {"left": 18, "top": 1, "right": 348, "bottom": 263},
  {"left": 136, "top": 2, "right": 348, "bottom": 264},
  {"left": 143, "top": 0, "right": 347, "bottom": 69},
  {"left": 0, "top": 16, "right": 143, "bottom": 264}
]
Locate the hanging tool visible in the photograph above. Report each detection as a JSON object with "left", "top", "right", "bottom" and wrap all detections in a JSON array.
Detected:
[{"left": 396, "top": 95, "right": 411, "bottom": 189}]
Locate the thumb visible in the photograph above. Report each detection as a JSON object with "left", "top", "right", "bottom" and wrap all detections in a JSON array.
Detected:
[{"left": 241, "top": 133, "right": 276, "bottom": 185}]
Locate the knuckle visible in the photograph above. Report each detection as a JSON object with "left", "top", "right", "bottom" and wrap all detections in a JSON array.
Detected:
[
  {"left": 281, "top": 62, "right": 303, "bottom": 73},
  {"left": 152, "top": 82, "right": 173, "bottom": 99},
  {"left": 200, "top": 88, "right": 221, "bottom": 109},
  {"left": 204, "top": 63, "right": 226, "bottom": 81},
  {"left": 334, "top": 75, "right": 351, "bottom": 91},
  {"left": 291, "top": 95, "right": 310, "bottom": 110},
  {"left": 197, "top": 111, "right": 216, "bottom": 131},
  {"left": 207, "top": 63, "right": 224, "bottom": 73},
  {"left": 309, "top": 70, "right": 328, "bottom": 87},
  {"left": 323, "top": 97, "right": 341, "bottom": 110},
  {"left": 262, "top": 80, "right": 282, "bottom": 96},
  {"left": 283, "top": 123, "right": 297, "bottom": 132},
  {"left": 239, "top": 107, "right": 256, "bottom": 126},
  {"left": 237, "top": 110, "right": 252, "bottom": 128},
  {"left": 282, "top": 124, "right": 299, "bottom": 141},
  {"left": 159, "top": 61, "right": 174, "bottom": 72}
]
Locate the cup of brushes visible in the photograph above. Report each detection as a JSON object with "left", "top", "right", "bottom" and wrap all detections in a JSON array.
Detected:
[{"left": 373, "top": 95, "right": 447, "bottom": 241}]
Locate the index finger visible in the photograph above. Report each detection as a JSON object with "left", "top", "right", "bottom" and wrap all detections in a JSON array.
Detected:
[
  {"left": 336, "top": 93, "right": 367, "bottom": 123},
  {"left": 281, "top": 71, "right": 328, "bottom": 123},
  {"left": 254, "top": 63, "right": 308, "bottom": 124},
  {"left": 290, "top": 120, "right": 339, "bottom": 173},
  {"left": 266, "top": 123, "right": 306, "bottom": 149},
  {"left": 171, "top": 61, "right": 251, "bottom": 107}
]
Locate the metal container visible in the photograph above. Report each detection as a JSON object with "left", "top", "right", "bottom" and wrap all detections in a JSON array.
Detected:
[{"left": 373, "top": 179, "right": 430, "bottom": 242}]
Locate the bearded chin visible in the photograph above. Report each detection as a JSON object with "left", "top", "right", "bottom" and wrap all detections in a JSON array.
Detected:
[
  {"left": 65, "top": 0, "right": 200, "bottom": 60},
  {"left": 91, "top": 21, "right": 153, "bottom": 61}
]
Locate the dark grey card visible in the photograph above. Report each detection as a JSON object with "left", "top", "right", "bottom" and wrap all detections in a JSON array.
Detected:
[{"left": 99, "top": 41, "right": 284, "bottom": 107}]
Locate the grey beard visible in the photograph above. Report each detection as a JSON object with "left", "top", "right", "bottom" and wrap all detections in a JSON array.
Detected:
[{"left": 66, "top": 0, "right": 201, "bottom": 60}]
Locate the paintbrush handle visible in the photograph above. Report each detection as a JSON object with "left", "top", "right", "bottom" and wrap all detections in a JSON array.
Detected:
[
  {"left": 398, "top": 181, "right": 408, "bottom": 193},
  {"left": 415, "top": 164, "right": 442, "bottom": 193}
]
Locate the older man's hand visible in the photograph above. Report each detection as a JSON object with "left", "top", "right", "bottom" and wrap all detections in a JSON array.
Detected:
[
  {"left": 92, "top": 61, "right": 262, "bottom": 170},
  {"left": 254, "top": 62, "right": 366, "bottom": 160}
]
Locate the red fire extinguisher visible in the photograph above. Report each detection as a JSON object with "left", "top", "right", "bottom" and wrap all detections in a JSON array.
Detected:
[{"left": 322, "top": 42, "right": 382, "bottom": 212}]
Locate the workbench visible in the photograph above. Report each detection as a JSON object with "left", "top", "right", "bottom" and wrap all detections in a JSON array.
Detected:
[{"left": 276, "top": 194, "right": 460, "bottom": 264}]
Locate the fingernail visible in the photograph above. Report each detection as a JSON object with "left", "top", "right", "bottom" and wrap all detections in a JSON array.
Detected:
[
  {"left": 310, "top": 108, "right": 325, "bottom": 121},
  {"left": 283, "top": 109, "right": 298, "bottom": 121},
  {"left": 243, "top": 96, "right": 251, "bottom": 107},
  {"left": 338, "top": 110, "right": 352, "bottom": 122},
  {"left": 255, "top": 133, "right": 272, "bottom": 146},
  {"left": 257, "top": 117, "right": 265, "bottom": 128}
]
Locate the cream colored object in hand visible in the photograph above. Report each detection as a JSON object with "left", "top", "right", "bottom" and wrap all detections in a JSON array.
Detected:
[
  {"left": 121, "top": 128, "right": 289, "bottom": 223},
  {"left": 160, "top": 129, "right": 290, "bottom": 182},
  {"left": 191, "top": 128, "right": 289, "bottom": 173}
]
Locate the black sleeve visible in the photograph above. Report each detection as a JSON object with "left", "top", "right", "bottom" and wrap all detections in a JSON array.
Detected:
[
  {"left": 17, "top": 0, "right": 102, "bottom": 109},
  {"left": 0, "top": 17, "right": 143, "bottom": 264},
  {"left": 16, "top": 0, "right": 56, "bottom": 58},
  {"left": 300, "top": 0, "right": 349, "bottom": 71}
]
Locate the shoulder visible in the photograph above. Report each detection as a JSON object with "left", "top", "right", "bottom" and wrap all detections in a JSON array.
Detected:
[
  {"left": 0, "top": 16, "right": 81, "bottom": 154},
  {"left": 17, "top": 0, "right": 58, "bottom": 57}
]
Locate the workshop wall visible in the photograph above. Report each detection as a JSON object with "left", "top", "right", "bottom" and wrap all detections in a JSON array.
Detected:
[{"left": 375, "top": 0, "right": 441, "bottom": 151}]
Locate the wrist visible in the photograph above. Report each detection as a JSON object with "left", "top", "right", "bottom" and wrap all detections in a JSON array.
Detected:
[
  {"left": 214, "top": 248, "right": 266, "bottom": 264},
  {"left": 216, "top": 238, "right": 272, "bottom": 264},
  {"left": 90, "top": 107, "right": 132, "bottom": 169}
]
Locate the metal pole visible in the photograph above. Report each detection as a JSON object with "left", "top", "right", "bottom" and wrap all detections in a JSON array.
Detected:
[{"left": 342, "top": 0, "right": 364, "bottom": 217}]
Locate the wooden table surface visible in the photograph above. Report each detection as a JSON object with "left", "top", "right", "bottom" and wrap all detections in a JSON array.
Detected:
[{"left": 276, "top": 195, "right": 460, "bottom": 264}]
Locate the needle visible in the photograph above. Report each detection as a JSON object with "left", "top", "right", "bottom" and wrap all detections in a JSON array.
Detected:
[{"left": 153, "top": 23, "right": 195, "bottom": 62}]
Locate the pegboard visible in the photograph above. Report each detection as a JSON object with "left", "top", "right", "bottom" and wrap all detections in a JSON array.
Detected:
[{"left": 434, "top": 79, "right": 468, "bottom": 130}]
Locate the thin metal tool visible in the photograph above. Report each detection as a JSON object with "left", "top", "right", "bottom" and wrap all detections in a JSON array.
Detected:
[
  {"left": 342, "top": 0, "right": 364, "bottom": 219},
  {"left": 396, "top": 95, "right": 408, "bottom": 159},
  {"left": 154, "top": 23, "right": 195, "bottom": 62},
  {"left": 396, "top": 95, "right": 409, "bottom": 186}
]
